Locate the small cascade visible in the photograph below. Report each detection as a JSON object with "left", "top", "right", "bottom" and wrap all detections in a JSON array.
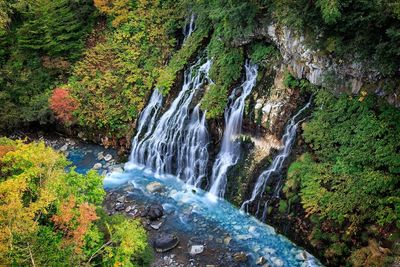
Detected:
[
  {"left": 208, "top": 62, "right": 258, "bottom": 198},
  {"left": 241, "top": 99, "right": 312, "bottom": 212},
  {"left": 183, "top": 14, "right": 195, "bottom": 43},
  {"left": 127, "top": 59, "right": 212, "bottom": 181}
]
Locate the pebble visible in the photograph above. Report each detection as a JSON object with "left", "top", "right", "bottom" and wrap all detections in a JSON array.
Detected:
[
  {"left": 104, "top": 154, "right": 113, "bottom": 161},
  {"left": 60, "top": 144, "right": 68, "bottom": 152}
]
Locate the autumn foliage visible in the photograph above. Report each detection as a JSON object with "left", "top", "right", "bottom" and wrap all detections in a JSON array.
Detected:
[
  {"left": 52, "top": 197, "right": 98, "bottom": 252},
  {"left": 0, "top": 138, "right": 151, "bottom": 266},
  {"left": 49, "top": 87, "right": 78, "bottom": 124}
]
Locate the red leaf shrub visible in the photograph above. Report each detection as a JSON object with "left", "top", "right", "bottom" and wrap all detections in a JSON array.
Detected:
[{"left": 49, "top": 87, "right": 78, "bottom": 124}]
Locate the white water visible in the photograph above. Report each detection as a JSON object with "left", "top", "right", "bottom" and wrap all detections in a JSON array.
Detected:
[
  {"left": 176, "top": 104, "right": 209, "bottom": 186},
  {"left": 241, "top": 99, "right": 312, "bottom": 212},
  {"left": 183, "top": 14, "right": 195, "bottom": 43},
  {"left": 208, "top": 62, "right": 258, "bottom": 198},
  {"left": 128, "top": 89, "right": 163, "bottom": 163},
  {"left": 127, "top": 59, "right": 211, "bottom": 184}
]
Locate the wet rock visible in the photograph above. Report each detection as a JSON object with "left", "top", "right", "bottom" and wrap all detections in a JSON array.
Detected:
[
  {"left": 271, "top": 257, "right": 284, "bottom": 267},
  {"left": 248, "top": 226, "right": 256, "bottom": 232},
  {"left": 104, "top": 154, "right": 112, "bottom": 161},
  {"left": 142, "top": 204, "right": 164, "bottom": 220},
  {"left": 146, "top": 182, "right": 165, "bottom": 193},
  {"left": 296, "top": 251, "right": 307, "bottom": 261},
  {"left": 189, "top": 245, "right": 204, "bottom": 256},
  {"left": 233, "top": 252, "right": 247, "bottom": 263},
  {"left": 97, "top": 152, "right": 104, "bottom": 160},
  {"left": 124, "top": 205, "right": 133, "bottom": 213},
  {"left": 93, "top": 163, "right": 102, "bottom": 170},
  {"left": 236, "top": 234, "right": 252, "bottom": 240},
  {"left": 153, "top": 233, "right": 179, "bottom": 252},
  {"left": 122, "top": 183, "right": 135, "bottom": 191},
  {"left": 116, "top": 195, "right": 125, "bottom": 203},
  {"left": 150, "top": 220, "right": 163, "bottom": 230},
  {"left": 60, "top": 144, "right": 68, "bottom": 152},
  {"left": 223, "top": 236, "right": 232, "bottom": 246},
  {"left": 256, "top": 256, "right": 267, "bottom": 265},
  {"left": 115, "top": 202, "right": 125, "bottom": 211}
]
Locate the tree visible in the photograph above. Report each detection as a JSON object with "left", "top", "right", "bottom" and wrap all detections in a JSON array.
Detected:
[{"left": 49, "top": 87, "right": 78, "bottom": 124}]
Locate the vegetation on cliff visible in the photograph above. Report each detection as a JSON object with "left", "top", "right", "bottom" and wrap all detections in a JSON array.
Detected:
[{"left": 285, "top": 91, "right": 400, "bottom": 265}]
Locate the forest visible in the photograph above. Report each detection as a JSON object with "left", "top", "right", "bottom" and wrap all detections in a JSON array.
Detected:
[{"left": 0, "top": 0, "right": 399, "bottom": 266}]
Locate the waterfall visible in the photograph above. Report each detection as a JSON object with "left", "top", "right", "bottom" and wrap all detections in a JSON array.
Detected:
[
  {"left": 176, "top": 104, "right": 209, "bottom": 186},
  {"left": 127, "top": 59, "right": 211, "bottom": 183},
  {"left": 241, "top": 99, "right": 312, "bottom": 212},
  {"left": 128, "top": 89, "right": 163, "bottom": 164},
  {"left": 183, "top": 14, "right": 195, "bottom": 43},
  {"left": 208, "top": 62, "right": 258, "bottom": 198}
]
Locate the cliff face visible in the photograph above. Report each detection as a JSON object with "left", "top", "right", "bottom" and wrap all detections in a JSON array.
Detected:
[{"left": 233, "top": 22, "right": 399, "bottom": 107}]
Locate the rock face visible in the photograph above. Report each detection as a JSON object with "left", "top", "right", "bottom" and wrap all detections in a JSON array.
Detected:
[
  {"left": 153, "top": 233, "right": 180, "bottom": 253},
  {"left": 233, "top": 21, "right": 399, "bottom": 107}
]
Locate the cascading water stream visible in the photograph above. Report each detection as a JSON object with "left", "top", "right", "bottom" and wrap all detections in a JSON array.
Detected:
[
  {"left": 127, "top": 59, "right": 211, "bottom": 184},
  {"left": 241, "top": 99, "right": 312, "bottom": 213},
  {"left": 208, "top": 62, "right": 258, "bottom": 198},
  {"left": 128, "top": 89, "right": 163, "bottom": 165},
  {"left": 183, "top": 13, "right": 195, "bottom": 43},
  {"left": 177, "top": 104, "right": 209, "bottom": 187}
]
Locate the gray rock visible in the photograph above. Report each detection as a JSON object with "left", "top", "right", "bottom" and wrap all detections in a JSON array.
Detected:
[
  {"left": 153, "top": 233, "right": 179, "bottom": 252},
  {"left": 125, "top": 206, "right": 132, "bottom": 213},
  {"left": 116, "top": 195, "right": 125, "bottom": 203},
  {"left": 110, "top": 167, "right": 123, "bottom": 173},
  {"left": 256, "top": 256, "right": 267, "bottom": 265},
  {"left": 224, "top": 236, "right": 232, "bottom": 245},
  {"left": 97, "top": 152, "right": 104, "bottom": 160},
  {"left": 189, "top": 245, "right": 204, "bottom": 256},
  {"left": 233, "top": 252, "right": 247, "bottom": 263},
  {"left": 271, "top": 257, "right": 284, "bottom": 267},
  {"left": 150, "top": 221, "right": 163, "bottom": 230},
  {"left": 104, "top": 154, "right": 113, "bottom": 161},
  {"left": 115, "top": 202, "right": 125, "bottom": 211},
  {"left": 93, "top": 163, "right": 102, "bottom": 170},
  {"left": 296, "top": 251, "right": 307, "bottom": 261},
  {"left": 60, "top": 144, "right": 68, "bottom": 152},
  {"left": 146, "top": 182, "right": 165, "bottom": 193},
  {"left": 142, "top": 204, "right": 163, "bottom": 220}
]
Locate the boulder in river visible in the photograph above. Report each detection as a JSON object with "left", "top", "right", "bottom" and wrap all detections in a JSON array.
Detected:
[
  {"left": 104, "top": 154, "right": 113, "bottom": 161},
  {"left": 153, "top": 233, "right": 179, "bottom": 252},
  {"left": 141, "top": 204, "right": 164, "bottom": 220},
  {"left": 256, "top": 256, "right": 267, "bottom": 265},
  {"left": 146, "top": 182, "right": 165, "bottom": 193}
]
